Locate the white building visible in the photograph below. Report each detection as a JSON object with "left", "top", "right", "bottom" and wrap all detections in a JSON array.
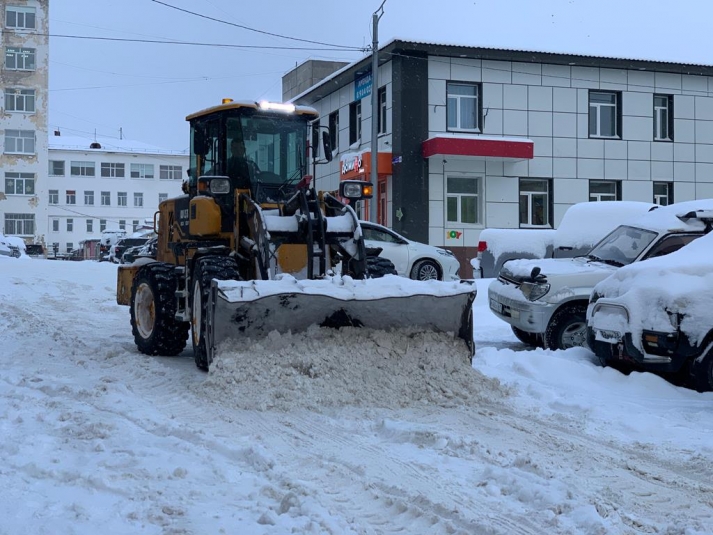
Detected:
[
  {"left": 290, "top": 41, "right": 713, "bottom": 277},
  {"left": 1, "top": 0, "right": 49, "bottom": 242},
  {"left": 46, "top": 134, "right": 187, "bottom": 253}
]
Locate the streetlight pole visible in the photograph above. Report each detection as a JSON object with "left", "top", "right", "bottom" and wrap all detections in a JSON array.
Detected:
[{"left": 369, "top": 0, "right": 386, "bottom": 223}]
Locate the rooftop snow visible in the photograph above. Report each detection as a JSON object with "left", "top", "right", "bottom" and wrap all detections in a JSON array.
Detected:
[{"left": 48, "top": 134, "right": 188, "bottom": 156}]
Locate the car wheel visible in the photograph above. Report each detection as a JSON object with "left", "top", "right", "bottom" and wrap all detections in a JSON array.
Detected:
[
  {"left": 544, "top": 303, "right": 588, "bottom": 350},
  {"left": 410, "top": 259, "right": 441, "bottom": 281},
  {"left": 511, "top": 326, "right": 544, "bottom": 348},
  {"left": 689, "top": 341, "right": 713, "bottom": 392}
]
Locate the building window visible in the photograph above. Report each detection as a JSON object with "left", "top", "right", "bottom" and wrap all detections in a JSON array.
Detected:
[
  {"left": 70, "top": 161, "right": 95, "bottom": 177},
  {"left": 589, "top": 180, "right": 621, "bottom": 202},
  {"left": 519, "top": 179, "right": 552, "bottom": 228},
  {"left": 49, "top": 160, "right": 65, "bottom": 176},
  {"left": 5, "top": 213, "right": 35, "bottom": 235},
  {"left": 654, "top": 95, "right": 674, "bottom": 142},
  {"left": 134, "top": 192, "right": 143, "bottom": 207},
  {"left": 446, "top": 176, "right": 481, "bottom": 225},
  {"left": 4, "top": 88, "right": 35, "bottom": 113},
  {"left": 119, "top": 220, "right": 126, "bottom": 231},
  {"left": 6, "top": 6, "right": 36, "bottom": 29},
  {"left": 447, "top": 82, "right": 481, "bottom": 131},
  {"left": 329, "top": 111, "right": 339, "bottom": 153},
  {"left": 5, "top": 130, "right": 35, "bottom": 154},
  {"left": 589, "top": 91, "right": 621, "bottom": 138},
  {"left": 52, "top": 218, "right": 59, "bottom": 232},
  {"left": 653, "top": 182, "right": 674, "bottom": 206},
  {"left": 4, "top": 172, "right": 35, "bottom": 195},
  {"left": 349, "top": 100, "right": 362, "bottom": 145},
  {"left": 100, "top": 219, "right": 107, "bottom": 232},
  {"left": 101, "top": 191, "right": 111, "bottom": 206},
  {"left": 49, "top": 190, "right": 59, "bottom": 205},
  {"left": 67, "top": 219, "right": 74, "bottom": 232},
  {"left": 5, "top": 47, "right": 36, "bottom": 70},
  {"left": 130, "top": 163, "right": 154, "bottom": 178},
  {"left": 159, "top": 165, "right": 182, "bottom": 180},
  {"left": 132, "top": 220, "right": 139, "bottom": 232},
  {"left": 84, "top": 190, "right": 94, "bottom": 205},
  {"left": 378, "top": 86, "right": 387, "bottom": 135},
  {"left": 117, "top": 192, "right": 127, "bottom": 206},
  {"left": 101, "top": 162, "right": 125, "bottom": 178},
  {"left": 66, "top": 243, "right": 73, "bottom": 254},
  {"left": 66, "top": 190, "right": 76, "bottom": 205},
  {"left": 87, "top": 219, "right": 94, "bottom": 233},
  {"left": 158, "top": 193, "right": 168, "bottom": 203}
]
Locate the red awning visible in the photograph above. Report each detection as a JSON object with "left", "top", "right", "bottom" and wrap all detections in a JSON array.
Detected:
[{"left": 422, "top": 136, "right": 534, "bottom": 161}]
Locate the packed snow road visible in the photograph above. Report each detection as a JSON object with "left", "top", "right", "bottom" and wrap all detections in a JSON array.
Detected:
[{"left": 1, "top": 257, "right": 712, "bottom": 534}]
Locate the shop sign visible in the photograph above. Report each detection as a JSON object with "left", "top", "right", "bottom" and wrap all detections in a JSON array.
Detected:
[
  {"left": 341, "top": 154, "right": 363, "bottom": 175},
  {"left": 446, "top": 229, "right": 463, "bottom": 244},
  {"left": 354, "top": 71, "right": 372, "bottom": 100}
]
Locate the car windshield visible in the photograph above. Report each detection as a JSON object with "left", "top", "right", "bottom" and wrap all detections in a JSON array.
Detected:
[{"left": 586, "top": 225, "right": 658, "bottom": 267}]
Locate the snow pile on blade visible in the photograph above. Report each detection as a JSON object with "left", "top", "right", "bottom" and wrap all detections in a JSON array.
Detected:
[
  {"left": 196, "top": 325, "right": 509, "bottom": 412},
  {"left": 208, "top": 275, "right": 476, "bottom": 362}
]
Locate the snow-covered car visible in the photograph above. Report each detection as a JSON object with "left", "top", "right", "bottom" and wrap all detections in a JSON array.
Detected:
[
  {"left": 360, "top": 221, "right": 460, "bottom": 281},
  {"left": 0, "top": 235, "right": 21, "bottom": 258},
  {"left": 587, "top": 220, "right": 713, "bottom": 391},
  {"left": 487, "top": 199, "right": 713, "bottom": 350}
]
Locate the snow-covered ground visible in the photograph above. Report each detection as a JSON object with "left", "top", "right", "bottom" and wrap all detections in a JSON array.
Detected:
[{"left": 1, "top": 256, "right": 712, "bottom": 534}]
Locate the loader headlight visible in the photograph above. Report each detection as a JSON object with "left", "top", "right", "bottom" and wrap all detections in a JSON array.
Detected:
[
  {"left": 339, "top": 180, "right": 373, "bottom": 201},
  {"left": 210, "top": 178, "right": 231, "bottom": 195}
]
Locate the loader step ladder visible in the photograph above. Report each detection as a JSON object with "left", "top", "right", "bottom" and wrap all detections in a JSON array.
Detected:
[{"left": 174, "top": 265, "right": 190, "bottom": 322}]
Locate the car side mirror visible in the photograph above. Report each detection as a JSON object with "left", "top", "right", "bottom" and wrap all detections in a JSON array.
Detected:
[{"left": 322, "top": 131, "right": 333, "bottom": 162}]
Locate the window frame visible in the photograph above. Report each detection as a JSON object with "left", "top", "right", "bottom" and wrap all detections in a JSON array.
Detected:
[
  {"left": 101, "top": 162, "right": 125, "bottom": 178},
  {"left": 70, "top": 161, "right": 95, "bottom": 177},
  {"left": 130, "top": 163, "right": 154, "bottom": 179},
  {"left": 84, "top": 190, "right": 94, "bottom": 205},
  {"left": 653, "top": 181, "right": 674, "bottom": 206},
  {"left": 49, "top": 190, "right": 59, "bottom": 205},
  {"left": 378, "top": 86, "right": 387, "bottom": 135},
  {"left": 101, "top": 191, "right": 111, "bottom": 206},
  {"left": 4, "top": 88, "right": 35, "bottom": 113},
  {"left": 66, "top": 218, "right": 74, "bottom": 232},
  {"left": 134, "top": 192, "right": 144, "bottom": 208},
  {"left": 159, "top": 165, "right": 182, "bottom": 180},
  {"left": 588, "top": 91, "right": 622, "bottom": 139},
  {"left": 52, "top": 218, "right": 59, "bottom": 232},
  {"left": 100, "top": 219, "right": 107, "bottom": 232},
  {"left": 653, "top": 94, "right": 674, "bottom": 142},
  {"left": 49, "top": 160, "right": 65, "bottom": 176},
  {"left": 349, "top": 100, "right": 362, "bottom": 145},
  {"left": 66, "top": 190, "right": 76, "bottom": 205},
  {"left": 4, "top": 129, "right": 35, "bottom": 154},
  {"left": 117, "top": 192, "right": 127, "bottom": 207},
  {"left": 518, "top": 178, "right": 553, "bottom": 228},
  {"left": 446, "top": 174, "right": 483, "bottom": 226},
  {"left": 5, "top": 6, "right": 37, "bottom": 30},
  {"left": 588, "top": 180, "right": 622, "bottom": 202},
  {"left": 4, "top": 172, "right": 35, "bottom": 196},
  {"left": 86, "top": 219, "right": 94, "bottom": 233},
  {"left": 446, "top": 81, "right": 482, "bottom": 132},
  {"left": 5, "top": 47, "right": 36, "bottom": 71},
  {"left": 5, "top": 213, "right": 35, "bottom": 236}
]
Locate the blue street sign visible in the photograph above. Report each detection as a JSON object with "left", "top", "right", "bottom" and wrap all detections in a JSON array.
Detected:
[{"left": 354, "top": 71, "right": 372, "bottom": 101}]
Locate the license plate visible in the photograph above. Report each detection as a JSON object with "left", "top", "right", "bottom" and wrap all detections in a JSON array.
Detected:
[
  {"left": 489, "top": 298, "right": 502, "bottom": 314},
  {"left": 596, "top": 329, "right": 622, "bottom": 342}
]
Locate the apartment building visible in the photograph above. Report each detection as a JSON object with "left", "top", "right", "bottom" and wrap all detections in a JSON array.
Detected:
[
  {"left": 289, "top": 40, "right": 713, "bottom": 277},
  {"left": 46, "top": 134, "right": 187, "bottom": 253},
  {"left": 1, "top": 0, "right": 49, "bottom": 242}
]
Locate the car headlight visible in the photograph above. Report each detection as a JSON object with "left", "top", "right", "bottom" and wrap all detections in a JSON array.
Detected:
[
  {"left": 436, "top": 248, "right": 455, "bottom": 257},
  {"left": 210, "top": 178, "right": 231, "bottom": 195},
  {"left": 520, "top": 281, "right": 550, "bottom": 301}
]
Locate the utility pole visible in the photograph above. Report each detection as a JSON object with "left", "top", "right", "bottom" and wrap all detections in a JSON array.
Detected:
[{"left": 369, "top": 0, "right": 386, "bottom": 223}]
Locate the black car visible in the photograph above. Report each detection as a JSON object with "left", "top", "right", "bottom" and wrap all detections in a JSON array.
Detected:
[{"left": 112, "top": 237, "right": 149, "bottom": 264}]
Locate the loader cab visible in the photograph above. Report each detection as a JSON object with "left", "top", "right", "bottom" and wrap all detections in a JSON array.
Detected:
[{"left": 187, "top": 100, "right": 316, "bottom": 205}]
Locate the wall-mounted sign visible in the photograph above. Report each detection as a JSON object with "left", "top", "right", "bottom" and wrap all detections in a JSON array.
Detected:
[
  {"left": 341, "top": 154, "right": 363, "bottom": 175},
  {"left": 354, "top": 71, "right": 372, "bottom": 101},
  {"left": 446, "top": 229, "right": 464, "bottom": 245}
]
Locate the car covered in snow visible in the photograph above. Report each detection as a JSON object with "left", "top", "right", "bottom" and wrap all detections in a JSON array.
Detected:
[
  {"left": 360, "top": 221, "right": 460, "bottom": 281},
  {"left": 487, "top": 199, "right": 713, "bottom": 350},
  {"left": 587, "top": 219, "right": 713, "bottom": 391}
]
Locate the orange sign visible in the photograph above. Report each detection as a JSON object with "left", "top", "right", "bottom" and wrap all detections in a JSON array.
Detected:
[{"left": 340, "top": 152, "right": 393, "bottom": 180}]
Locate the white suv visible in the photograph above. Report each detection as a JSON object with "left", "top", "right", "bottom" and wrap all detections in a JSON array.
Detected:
[{"left": 487, "top": 200, "right": 713, "bottom": 350}]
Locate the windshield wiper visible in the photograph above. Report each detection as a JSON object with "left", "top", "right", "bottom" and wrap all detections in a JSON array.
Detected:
[
  {"left": 599, "top": 258, "right": 625, "bottom": 267},
  {"left": 586, "top": 253, "right": 603, "bottom": 262}
]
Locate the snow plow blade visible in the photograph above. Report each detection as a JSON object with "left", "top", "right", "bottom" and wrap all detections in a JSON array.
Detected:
[{"left": 206, "top": 276, "right": 476, "bottom": 363}]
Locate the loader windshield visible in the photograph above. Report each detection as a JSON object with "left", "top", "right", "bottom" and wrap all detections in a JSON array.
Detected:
[{"left": 227, "top": 114, "right": 306, "bottom": 193}]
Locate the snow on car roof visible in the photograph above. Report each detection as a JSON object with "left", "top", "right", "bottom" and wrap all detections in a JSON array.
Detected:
[{"left": 628, "top": 198, "right": 713, "bottom": 233}]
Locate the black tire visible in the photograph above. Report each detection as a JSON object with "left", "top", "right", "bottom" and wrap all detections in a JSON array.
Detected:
[
  {"left": 410, "top": 259, "right": 441, "bottom": 281},
  {"left": 191, "top": 256, "right": 240, "bottom": 371},
  {"left": 544, "top": 303, "right": 588, "bottom": 350},
  {"left": 366, "top": 255, "right": 398, "bottom": 278},
  {"left": 511, "top": 326, "right": 544, "bottom": 348},
  {"left": 689, "top": 342, "right": 713, "bottom": 393},
  {"left": 130, "top": 263, "right": 189, "bottom": 356}
]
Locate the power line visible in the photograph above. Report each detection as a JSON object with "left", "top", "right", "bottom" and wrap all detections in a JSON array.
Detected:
[
  {"left": 150, "top": 0, "right": 366, "bottom": 51},
  {"left": 43, "top": 32, "right": 364, "bottom": 51}
]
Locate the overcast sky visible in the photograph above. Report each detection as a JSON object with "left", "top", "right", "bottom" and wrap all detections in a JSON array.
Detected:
[{"left": 49, "top": 0, "right": 713, "bottom": 151}]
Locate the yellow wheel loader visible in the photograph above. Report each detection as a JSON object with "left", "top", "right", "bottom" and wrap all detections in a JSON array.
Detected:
[{"left": 116, "top": 99, "right": 476, "bottom": 370}]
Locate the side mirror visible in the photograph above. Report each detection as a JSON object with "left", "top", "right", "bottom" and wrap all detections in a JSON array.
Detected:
[{"left": 322, "top": 131, "right": 333, "bottom": 162}]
